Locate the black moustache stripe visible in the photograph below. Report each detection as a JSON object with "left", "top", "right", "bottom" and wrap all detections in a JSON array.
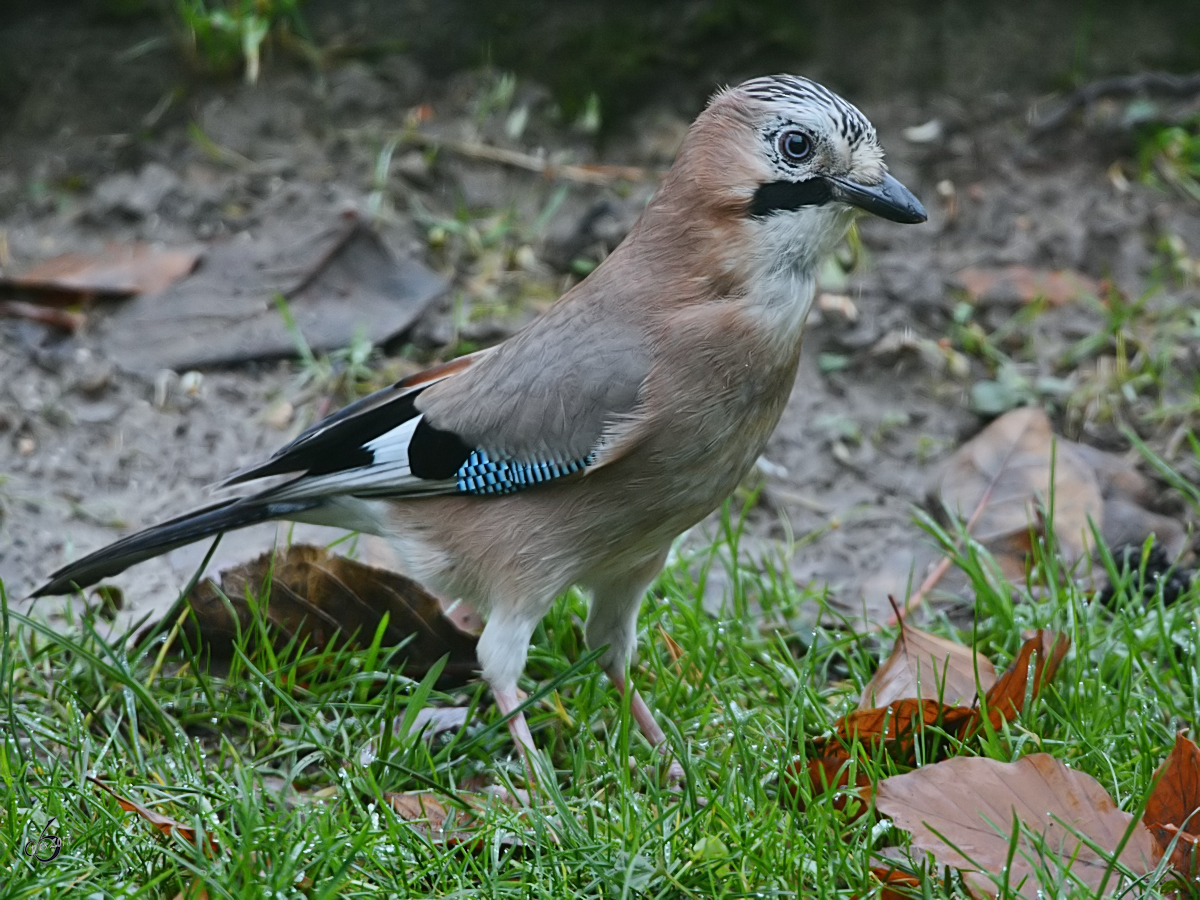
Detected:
[{"left": 748, "top": 178, "right": 833, "bottom": 218}]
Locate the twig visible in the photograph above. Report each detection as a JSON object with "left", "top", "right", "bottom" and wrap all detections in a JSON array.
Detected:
[
  {"left": 1030, "top": 71, "right": 1200, "bottom": 137},
  {"left": 885, "top": 488, "right": 995, "bottom": 629},
  {"left": 0, "top": 300, "right": 86, "bottom": 331},
  {"left": 885, "top": 423, "right": 1040, "bottom": 628},
  {"left": 400, "top": 131, "right": 656, "bottom": 186}
]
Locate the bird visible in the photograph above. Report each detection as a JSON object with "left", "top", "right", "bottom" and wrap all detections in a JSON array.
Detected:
[{"left": 35, "top": 74, "right": 926, "bottom": 774}]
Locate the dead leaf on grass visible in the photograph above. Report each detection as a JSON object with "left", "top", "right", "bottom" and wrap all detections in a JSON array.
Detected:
[
  {"left": 875, "top": 407, "right": 1185, "bottom": 626},
  {"left": 178, "top": 544, "right": 478, "bottom": 683},
  {"left": 970, "top": 630, "right": 1069, "bottom": 735},
  {"left": 934, "top": 407, "right": 1102, "bottom": 572},
  {"left": 785, "top": 756, "right": 873, "bottom": 813},
  {"left": 951, "top": 265, "right": 1101, "bottom": 307},
  {"left": 860, "top": 622, "right": 997, "bottom": 710},
  {"left": 870, "top": 864, "right": 924, "bottom": 900},
  {"left": 800, "top": 631, "right": 1069, "bottom": 809},
  {"left": 876, "top": 754, "right": 1161, "bottom": 898},
  {"left": 386, "top": 786, "right": 524, "bottom": 848},
  {"left": 1144, "top": 731, "right": 1200, "bottom": 874},
  {"left": 88, "top": 776, "right": 219, "bottom": 854},
  {"left": 824, "top": 699, "right": 976, "bottom": 757}
]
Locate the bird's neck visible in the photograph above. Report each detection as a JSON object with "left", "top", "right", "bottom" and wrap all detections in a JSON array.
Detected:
[{"left": 741, "top": 262, "right": 818, "bottom": 348}]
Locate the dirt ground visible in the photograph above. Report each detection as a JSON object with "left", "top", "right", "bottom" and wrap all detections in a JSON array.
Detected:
[{"left": 2, "top": 8, "right": 1199, "bottom": 637}]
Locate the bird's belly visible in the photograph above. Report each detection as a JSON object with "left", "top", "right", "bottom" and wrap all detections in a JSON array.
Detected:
[{"left": 379, "top": 347, "right": 801, "bottom": 608}]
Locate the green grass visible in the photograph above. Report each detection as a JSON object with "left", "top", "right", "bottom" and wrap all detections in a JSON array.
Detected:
[
  {"left": 1138, "top": 119, "right": 1200, "bottom": 205},
  {"left": 2, "top": 483, "right": 1199, "bottom": 897},
  {"left": 176, "top": 0, "right": 309, "bottom": 83}
]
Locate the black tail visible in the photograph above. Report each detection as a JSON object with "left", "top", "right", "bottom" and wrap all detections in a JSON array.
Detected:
[{"left": 32, "top": 497, "right": 323, "bottom": 597}]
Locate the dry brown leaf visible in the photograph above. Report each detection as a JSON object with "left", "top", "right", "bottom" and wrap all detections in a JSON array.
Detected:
[
  {"left": 969, "top": 630, "right": 1070, "bottom": 735},
  {"left": 101, "top": 216, "right": 445, "bottom": 374},
  {"left": 795, "top": 633, "right": 1070, "bottom": 820},
  {"left": 386, "top": 791, "right": 474, "bottom": 843},
  {"left": 934, "top": 407, "right": 1102, "bottom": 571},
  {"left": 818, "top": 699, "right": 977, "bottom": 760},
  {"left": 0, "top": 299, "right": 88, "bottom": 331},
  {"left": 385, "top": 787, "right": 523, "bottom": 848},
  {"left": 1144, "top": 731, "right": 1200, "bottom": 874},
  {"left": 876, "top": 409, "right": 1185, "bottom": 628},
  {"left": 870, "top": 865, "right": 923, "bottom": 900},
  {"left": 951, "top": 265, "right": 1101, "bottom": 307},
  {"left": 4, "top": 244, "right": 199, "bottom": 298},
  {"left": 181, "top": 544, "right": 478, "bottom": 683},
  {"left": 784, "top": 756, "right": 873, "bottom": 813},
  {"left": 815, "top": 632, "right": 1067, "bottom": 757},
  {"left": 876, "top": 754, "right": 1161, "bottom": 898},
  {"left": 861, "top": 623, "right": 997, "bottom": 710},
  {"left": 88, "top": 776, "right": 219, "bottom": 853}
]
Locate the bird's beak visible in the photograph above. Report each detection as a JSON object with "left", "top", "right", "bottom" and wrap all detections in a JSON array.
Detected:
[{"left": 828, "top": 172, "right": 927, "bottom": 224}]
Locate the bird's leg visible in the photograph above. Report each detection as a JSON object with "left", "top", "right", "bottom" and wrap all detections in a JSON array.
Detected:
[
  {"left": 604, "top": 666, "right": 665, "bottom": 746},
  {"left": 605, "top": 665, "right": 685, "bottom": 785},
  {"left": 477, "top": 602, "right": 553, "bottom": 790},
  {"left": 585, "top": 550, "right": 685, "bottom": 784},
  {"left": 492, "top": 686, "right": 537, "bottom": 759},
  {"left": 490, "top": 683, "right": 541, "bottom": 794}
]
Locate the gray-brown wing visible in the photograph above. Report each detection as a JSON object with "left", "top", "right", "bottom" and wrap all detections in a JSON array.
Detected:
[{"left": 415, "top": 298, "right": 652, "bottom": 466}]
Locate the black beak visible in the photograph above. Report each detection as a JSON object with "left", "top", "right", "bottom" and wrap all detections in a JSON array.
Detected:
[{"left": 828, "top": 172, "right": 927, "bottom": 224}]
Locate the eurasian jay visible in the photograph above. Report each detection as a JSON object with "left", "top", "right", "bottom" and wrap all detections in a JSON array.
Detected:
[{"left": 36, "top": 74, "right": 926, "bottom": 771}]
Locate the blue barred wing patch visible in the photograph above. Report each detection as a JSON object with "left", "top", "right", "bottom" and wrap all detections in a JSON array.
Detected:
[{"left": 456, "top": 449, "right": 594, "bottom": 495}]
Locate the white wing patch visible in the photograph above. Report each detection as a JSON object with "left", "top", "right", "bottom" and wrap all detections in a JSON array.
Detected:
[
  {"left": 263, "top": 414, "right": 454, "bottom": 502},
  {"left": 363, "top": 416, "right": 423, "bottom": 466}
]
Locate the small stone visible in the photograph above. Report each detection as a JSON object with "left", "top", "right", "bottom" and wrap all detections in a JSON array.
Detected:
[
  {"left": 179, "top": 371, "right": 204, "bottom": 398},
  {"left": 903, "top": 118, "right": 944, "bottom": 143},
  {"left": 264, "top": 399, "right": 294, "bottom": 430}
]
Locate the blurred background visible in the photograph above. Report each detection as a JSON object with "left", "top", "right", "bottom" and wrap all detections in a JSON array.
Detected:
[
  {"left": 1, "top": 1, "right": 1199, "bottom": 627},
  {"left": 2, "top": 0, "right": 1199, "bottom": 129}
]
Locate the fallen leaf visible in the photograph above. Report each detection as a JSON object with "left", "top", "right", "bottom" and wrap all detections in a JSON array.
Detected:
[
  {"left": 876, "top": 754, "right": 1161, "bottom": 898},
  {"left": 951, "top": 266, "right": 1101, "bottom": 307},
  {"left": 1144, "top": 732, "right": 1200, "bottom": 874},
  {"left": 861, "top": 623, "right": 997, "bottom": 710},
  {"left": 88, "top": 776, "right": 219, "bottom": 853},
  {"left": 799, "top": 631, "right": 1070, "bottom": 811},
  {"left": 874, "top": 408, "right": 1187, "bottom": 628},
  {"left": 179, "top": 544, "right": 478, "bottom": 684},
  {"left": 934, "top": 406, "right": 1103, "bottom": 573},
  {"left": 784, "top": 756, "right": 873, "bottom": 813},
  {"left": 101, "top": 214, "right": 446, "bottom": 374},
  {"left": 1069, "top": 441, "right": 1187, "bottom": 559},
  {"left": 385, "top": 786, "right": 523, "bottom": 848},
  {"left": 817, "top": 699, "right": 976, "bottom": 761},
  {"left": 2, "top": 243, "right": 200, "bottom": 299},
  {"left": 0, "top": 299, "right": 87, "bottom": 331},
  {"left": 970, "top": 630, "right": 1070, "bottom": 735},
  {"left": 870, "top": 864, "right": 923, "bottom": 900}
]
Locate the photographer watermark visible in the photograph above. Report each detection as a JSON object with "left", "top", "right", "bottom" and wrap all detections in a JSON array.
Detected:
[{"left": 24, "top": 815, "right": 64, "bottom": 863}]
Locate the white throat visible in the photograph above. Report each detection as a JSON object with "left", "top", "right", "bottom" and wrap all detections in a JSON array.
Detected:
[{"left": 744, "top": 205, "right": 854, "bottom": 344}]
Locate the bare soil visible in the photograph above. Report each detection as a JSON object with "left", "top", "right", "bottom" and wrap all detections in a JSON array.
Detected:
[{"left": 2, "top": 7, "right": 1198, "bottom": 636}]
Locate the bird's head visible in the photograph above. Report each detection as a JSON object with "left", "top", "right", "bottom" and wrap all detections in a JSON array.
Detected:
[{"left": 647, "top": 74, "right": 926, "bottom": 281}]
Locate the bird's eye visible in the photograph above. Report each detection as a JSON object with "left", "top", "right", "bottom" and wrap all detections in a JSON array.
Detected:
[{"left": 778, "top": 130, "right": 813, "bottom": 163}]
